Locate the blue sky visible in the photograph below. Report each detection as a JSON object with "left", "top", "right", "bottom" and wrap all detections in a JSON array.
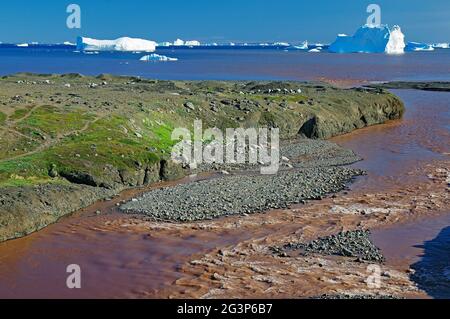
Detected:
[{"left": 1, "top": 0, "right": 449, "bottom": 43}]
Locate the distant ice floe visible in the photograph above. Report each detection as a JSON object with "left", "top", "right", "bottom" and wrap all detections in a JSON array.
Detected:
[
  {"left": 157, "top": 42, "right": 172, "bottom": 47},
  {"left": 308, "top": 48, "right": 322, "bottom": 53},
  {"left": 140, "top": 54, "right": 178, "bottom": 62},
  {"left": 405, "top": 42, "right": 435, "bottom": 52},
  {"left": 173, "top": 39, "right": 185, "bottom": 46},
  {"left": 77, "top": 36, "right": 157, "bottom": 52},
  {"left": 169, "top": 39, "right": 201, "bottom": 47},
  {"left": 286, "top": 41, "right": 309, "bottom": 50},
  {"left": 185, "top": 40, "right": 201, "bottom": 47},
  {"left": 329, "top": 24, "right": 405, "bottom": 54},
  {"left": 273, "top": 42, "right": 290, "bottom": 47},
  {"left": 63, "top": 41, "right": 75, "bottom": 46},
  {"left": 433, "top": 43, "right": 449, "bottom": 49},
  {"left": 17, "top": 43, "right": 29, "bottom": 47}
]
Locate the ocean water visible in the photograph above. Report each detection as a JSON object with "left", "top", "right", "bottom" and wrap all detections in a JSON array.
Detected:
[{"left": 0, "top": 46, "right": 450, "bottom": 81}]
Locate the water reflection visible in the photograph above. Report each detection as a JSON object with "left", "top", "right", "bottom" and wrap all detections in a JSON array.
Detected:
[{"left": 411, "top": 226, "right": 450, "bottom": 299}]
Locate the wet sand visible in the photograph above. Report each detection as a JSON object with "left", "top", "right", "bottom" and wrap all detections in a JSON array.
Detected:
[{"left": 0, "top": 89, "right": 448, "bottom": 299}]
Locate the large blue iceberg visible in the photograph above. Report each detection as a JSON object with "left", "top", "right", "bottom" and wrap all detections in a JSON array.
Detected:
[{"left": 329, "top": 25, "right": 405, "bottom": 54}]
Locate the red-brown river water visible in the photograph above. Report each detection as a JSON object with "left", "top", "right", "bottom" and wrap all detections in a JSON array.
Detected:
[{"left": 0, "top": 89, "right": 448, "bottom": 298}]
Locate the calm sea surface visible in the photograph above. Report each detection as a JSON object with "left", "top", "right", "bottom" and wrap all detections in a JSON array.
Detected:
[{"left": 0, "top": 47, "right": 449, "bottom": 81}]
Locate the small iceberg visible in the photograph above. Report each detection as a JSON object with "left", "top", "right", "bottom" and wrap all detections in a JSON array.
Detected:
[
  {"left": 185, "top": 40, "right": 201, "bottom": 46},
  {"left": 157, "top": 42, "right": 172, "bottom": 47},
  {"left": 171, "top": 39, "right": 200, "bottom": 47},
  {"left": 273, "top": 42, "right": 290, "bottom": 47},
  {"left": 308, "top": 48, "right": 322, "bottom": 53},
  {"left": 433, "top": 43, "right": 449, "bottom": 49},
  {"left": 329, "top": 24, "right": 405, "bottom": 54},
  {"left": 406, "top": 42, "right": 435, "bottom": 52},
  {"left": 173, "top": 39, "right": 185, "bottom": 46},
  {"left": 77, "top": 36, "right": 157, "bottom": 52},
  {"left": 17, "top": 43, "right": 29, "bottom": 47},
  {"left": 286, "top": 41, "right": 309, "bottom": 50},
  {"left": 140, "top": 54, "right": 178, "bottom": 62}
]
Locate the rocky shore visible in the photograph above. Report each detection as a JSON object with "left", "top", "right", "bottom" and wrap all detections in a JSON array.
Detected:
[
  {"left": 120, "top": 139, "right": 364, "bottom": 221},
  {"left": 368, "top": 81, "right": 450, "bottom": 92},
  {"left": 0, "top": 74, "right": 405, "bottom": 242},
  {"left": 0, "top": 184, "right": 116, "bottom": 242}
]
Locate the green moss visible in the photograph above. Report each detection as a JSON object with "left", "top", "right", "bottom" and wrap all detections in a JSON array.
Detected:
[
  {"left": 0, "top": 176, "right": 68, "bottom": 188},
  {"left": 254, "top": 94, "right": 308, "bottom": 103},
  {"left": 17, "top": 105, "right": 95, "bottom": 138},
  {"left": 0, "top": 112, "right": 6, "bottom": 124},
  {"left": 10, "top": 107, "right": 31, "bottom": 120}
]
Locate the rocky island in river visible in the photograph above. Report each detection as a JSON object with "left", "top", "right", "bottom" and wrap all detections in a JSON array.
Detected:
[{"left": 0, "top": 73, "right": 404, "bottom": 242}]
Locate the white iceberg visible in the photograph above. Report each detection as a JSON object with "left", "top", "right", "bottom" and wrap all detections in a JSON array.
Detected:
[
  {"left": 329, "top": 25, "right": 405, "bottom": 54},
  {"left": 433, "top": 43, "right": 449, "bottom": 49},
  {"left": 77, "top": 36, "right": 157, "bottom": 52},
  {"left": 308, "top": 48, "right": 321, "bottom": 53},
  {"left": 405, "top": 42, "right": 435, "bottom": 52},
  {"left": 273, "top": 42, "right": 290, "bottom": 46},
  {"left": 385, "top": 25, "right": 405, "bottom": 54},
  {"left": 286, "top": 41, "right": 309, "bottom": 50},
  {"left": 17, "top": 43, "right": 29, "bottom": 47},
  {"left": 173, "top": 39, "right": 185, "bottom": 46},
  {"left": 63, "top": 41, "right": 75, "bottom": 46},
  {"left": 170, "top": 39, "right": 200, "bottom": 47},
  {"left": 140, "top": 54, "right": 178, "bottom": 62},
  {"left": 185, "top": 40, "right": 201, "bottom": 46}
]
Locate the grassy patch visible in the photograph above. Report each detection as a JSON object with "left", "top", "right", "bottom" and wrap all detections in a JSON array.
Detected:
[
  {"left": 0, "top": 112, "right": 6, "bottom": 125},
  {"left": 17, "top": 105, "right": 96, "bottom": 138},
  {"left": 10, "top": 106, "right": 33, "bottom": 121},
  {"left": 0, "top": 175, "right": 68, "bottom": 187},
  {"left": 255, "top": 94, "right": 308, "bottom": 103},
  {"left": 0, "top": 153, "right": 53, "bottom": 185}
]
